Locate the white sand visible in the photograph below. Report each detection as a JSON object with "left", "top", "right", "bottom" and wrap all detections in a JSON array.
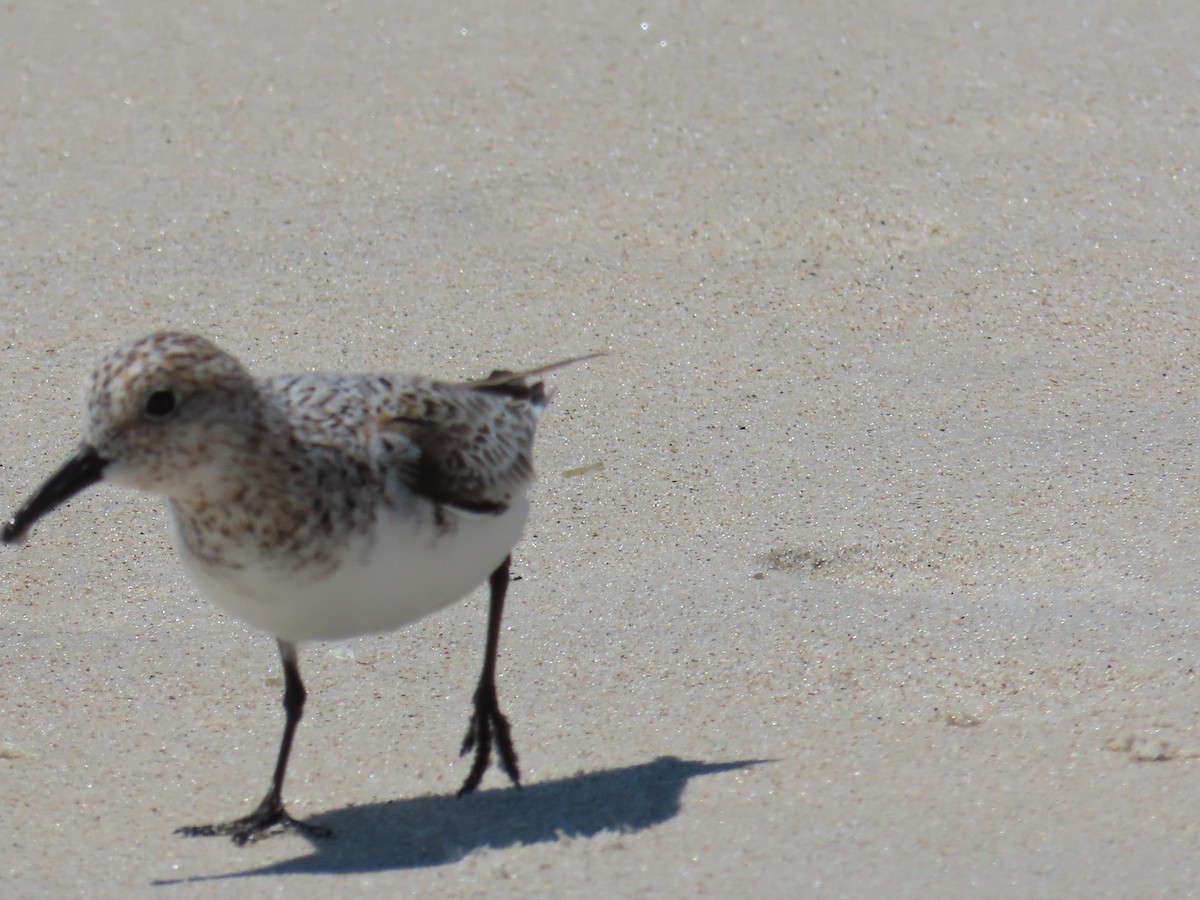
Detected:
[{"left": 2, "top": 1, "right": 1199, "bottom": 895}]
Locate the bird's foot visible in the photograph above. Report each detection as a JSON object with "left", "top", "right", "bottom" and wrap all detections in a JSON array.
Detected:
[
  {"left": 175, "top": 794, "right": 332, "bottom": 845},
  {"left": 457, "top": 681, "right": 520, "bottom": 797}
]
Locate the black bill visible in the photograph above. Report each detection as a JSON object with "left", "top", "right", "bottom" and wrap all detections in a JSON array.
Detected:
[{"left": 3, "top": 444, "right": 109, "bottom": 544}]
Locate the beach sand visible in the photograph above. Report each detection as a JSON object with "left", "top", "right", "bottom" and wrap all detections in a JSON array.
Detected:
[{"left": 2, "top": 1, "right": 1198, "bottom": 895}]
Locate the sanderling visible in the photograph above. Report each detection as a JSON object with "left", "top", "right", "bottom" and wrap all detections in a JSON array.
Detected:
[{"left": 3, "top": 332, "right": 597, "bottom": 845}]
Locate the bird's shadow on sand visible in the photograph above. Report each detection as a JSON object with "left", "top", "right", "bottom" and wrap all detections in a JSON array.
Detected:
[{"left": 155, "top": 755, "right": 767, "bottom": 883}]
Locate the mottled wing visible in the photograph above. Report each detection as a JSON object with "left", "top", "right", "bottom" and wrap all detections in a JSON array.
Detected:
[
  {"left": 376, "top": 376, "right": 545, "bottom": 513},
  {"left": 269, "top": 355, "right": 597, "bottom": 513}
]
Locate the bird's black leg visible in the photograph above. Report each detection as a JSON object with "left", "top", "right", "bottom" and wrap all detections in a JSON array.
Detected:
[
  {"left": 458, "top": 554, "right": 521, "bottom": 796},
  {"left": 176, "top": 639, "right": 333, "bottom": 844}
]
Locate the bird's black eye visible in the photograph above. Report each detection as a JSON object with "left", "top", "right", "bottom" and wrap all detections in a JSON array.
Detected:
[{"left": 144, "top": 389, "right": 177, "bottom": 419}]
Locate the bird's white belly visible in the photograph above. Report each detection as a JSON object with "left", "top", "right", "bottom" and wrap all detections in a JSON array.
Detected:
[{"left": 170, "top": 498, "right": 529, "bottom": 643}]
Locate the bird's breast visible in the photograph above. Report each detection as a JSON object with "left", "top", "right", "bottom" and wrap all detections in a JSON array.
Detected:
[{"left": 168, "top": 496, "right": 530, "bottom": 642}]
